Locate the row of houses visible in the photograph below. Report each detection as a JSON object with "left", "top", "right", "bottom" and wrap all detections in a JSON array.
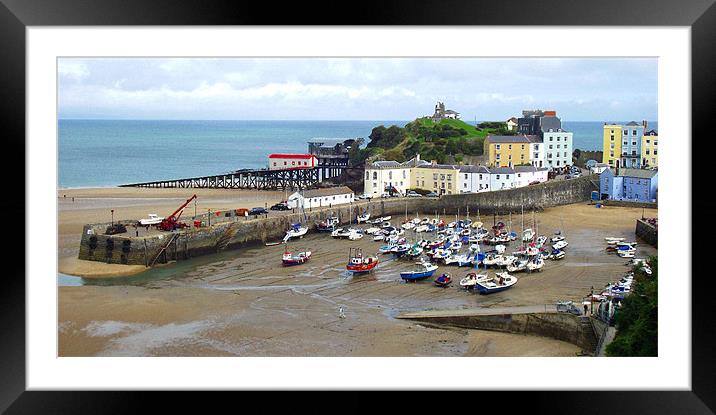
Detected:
[
  {"left": 364, "top": 154, "right": 548, "bottom": 197},
  {"left": 602, "top": 121, "right": 659, "bottom": 169},
  {"left": 492, "top": 110, "right": 573, "bottom": 169}
]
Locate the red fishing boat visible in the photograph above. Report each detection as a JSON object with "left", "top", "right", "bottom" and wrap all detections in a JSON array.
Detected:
[{"left": 346, "top": 248, "right": 379, "bottom": 274}]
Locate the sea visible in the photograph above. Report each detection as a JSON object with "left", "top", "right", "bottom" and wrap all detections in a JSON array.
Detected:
[{"left": 58, "top": 119, "right": 657, "bottom": 188}]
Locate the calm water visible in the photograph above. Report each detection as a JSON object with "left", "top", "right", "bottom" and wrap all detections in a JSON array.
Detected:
[{"left": 58, "top": 119, "right": 656, "bottom": 188}]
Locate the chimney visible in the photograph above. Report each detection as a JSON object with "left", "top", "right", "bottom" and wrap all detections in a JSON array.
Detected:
[
  {"left": 642, "top": 120, "right": 648, "bottom": 130},
  {"left": 415, "top": 153, "right": 420, "bottom": 166}
]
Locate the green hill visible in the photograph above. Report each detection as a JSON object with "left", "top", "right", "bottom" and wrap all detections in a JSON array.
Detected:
[{"left": 351, "top": 117, "right": 511, "bottom": 165}]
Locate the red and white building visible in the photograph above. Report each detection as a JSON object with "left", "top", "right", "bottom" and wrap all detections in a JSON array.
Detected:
[{"left": 268, "top": 154, "right": 318, "bottom": 170}]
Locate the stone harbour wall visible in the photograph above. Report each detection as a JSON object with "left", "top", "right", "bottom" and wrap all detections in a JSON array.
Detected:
[{"left": 77, "top": 175, "right": 599, "bottom": 267}]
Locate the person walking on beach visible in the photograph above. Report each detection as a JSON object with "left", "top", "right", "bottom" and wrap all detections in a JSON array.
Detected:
[{"left": 584, "top": 303, "right": 589, "bottom": 315}]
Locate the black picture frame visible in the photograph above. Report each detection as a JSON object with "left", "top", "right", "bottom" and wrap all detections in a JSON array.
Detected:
[{"left": 1, "top": 0, "right": 710, "bottom": 412}]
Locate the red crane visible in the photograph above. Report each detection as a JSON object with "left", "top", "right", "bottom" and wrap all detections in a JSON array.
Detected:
[{"left": 158, "top": 194, "right": 197, "bottom": 231}]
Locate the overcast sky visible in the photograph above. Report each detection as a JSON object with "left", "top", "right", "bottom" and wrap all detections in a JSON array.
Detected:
[{"left": 58, "top": 58, "right": 657, "bottom": 121}]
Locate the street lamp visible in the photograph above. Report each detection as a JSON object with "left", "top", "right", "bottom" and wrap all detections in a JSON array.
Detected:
[{"left": 111, "top": 209, "right": 114, "bottom": 226}]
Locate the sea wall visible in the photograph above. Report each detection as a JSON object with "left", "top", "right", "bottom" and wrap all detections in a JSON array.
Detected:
[
  {"left": 635, "top": 219, "right": 658, "bottom": 247},
  {"left": 403, "top": 312, "right": 598, "bottom": 353},
  {"left": 77, "top": 175, "right": 598, "bottom": 266}
]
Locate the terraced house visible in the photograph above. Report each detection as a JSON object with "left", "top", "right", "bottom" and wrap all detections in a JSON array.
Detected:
[
  {"left": 641, "top": 129, "right": 658, "bottom": 168},
  {"left": 602, "top": 121, "right": 648, "bottom": 168},
  {"left": 483, "top": 135, "right": 531, "bottom": 168},
  {"left": 411, "top": 162, "right": 460, "bottom": 195},
  {"left": 363, "top": 155, "right": 428, "bottom": 197}
]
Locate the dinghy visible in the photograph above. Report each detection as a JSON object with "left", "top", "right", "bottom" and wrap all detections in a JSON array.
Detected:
[
  {"left": 434, "top": 273, "right": 453, "bottom": 287},
  {"left": 551, "top": 235, "right": 565, "bottom": 243},
  {"left": 475, "top": 272, "right": 518, "bottom": 294},
  {"left": 550, "top": 249, "right": 565, "bottom": 260}
]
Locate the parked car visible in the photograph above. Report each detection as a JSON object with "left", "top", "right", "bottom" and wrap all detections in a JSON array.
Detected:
[
  {"left": 270, "top": 202, "right": 289, "bottom": 211},
  {"left": 528, "top": 181, "right": 541, "bottom": 186},
  {"left": 425, "top": 192, "right": 439, "bottom": 198},
  {"left": 406, "top": 191, "right": 422, "bottom": 197},
  {"left": 357, "top": 194, "right": 372, "bottom": 200},
  {"left": 248, "top": 207, "right": 269, "bottom": 215}
]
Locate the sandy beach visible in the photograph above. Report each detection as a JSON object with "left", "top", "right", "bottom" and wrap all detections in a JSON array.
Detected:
[{"left": 58, "top": 189, "right": 657, "bottom": 357}]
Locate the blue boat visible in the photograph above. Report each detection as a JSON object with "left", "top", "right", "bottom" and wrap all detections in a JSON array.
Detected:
[
  {"left": 400, "top": 261, "right": 439, "bottom": 281},
  {"left": 475, "top": 272, "right": 518, "bottom": 294}
]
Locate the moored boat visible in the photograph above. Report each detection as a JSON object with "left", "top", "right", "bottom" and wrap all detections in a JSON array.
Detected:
[
  {"left": 346, "top": 248, "right": 379, "bottom": 274},
  {"left": 459, "top": 271, "right": 489, "bottom": 289},
  {"left": 400, "top": 260, "right": 439, "bottom": 281},
  {"left": 475, "top": 272, "right": 518, "bottom": 294},
  {"left": 282, "top": 248, "right": 312, "bottom": 265},
  {"left": 284, "top": 223, "right": 308, "bottom": 242}
]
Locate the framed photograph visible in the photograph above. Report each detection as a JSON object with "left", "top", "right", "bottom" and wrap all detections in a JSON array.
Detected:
[{"left": 2, "top": 0, "right": 711, "bottom": 411}]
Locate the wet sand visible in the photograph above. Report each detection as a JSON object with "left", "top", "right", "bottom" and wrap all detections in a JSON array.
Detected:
[{"left": 58, "top": 193, "right": 657, "bottom": 357}]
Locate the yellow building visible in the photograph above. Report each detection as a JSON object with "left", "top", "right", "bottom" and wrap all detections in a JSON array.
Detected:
[
  {"left": 410, "top": 163, "right": 460, "bottom": 195},
  {"left": 641, "top": 129, "right": 658, "bottom": 168},
  {"left": 483, "top": 135, "right": 531, "bottom": 168},
  {"left": 602, "top": 124, "right": 623, "bottom": 167}
]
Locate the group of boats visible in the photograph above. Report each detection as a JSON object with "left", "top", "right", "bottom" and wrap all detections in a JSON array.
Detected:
[
  {"left": 604, "top": 237, "right": 638, "bottom": 258},
  {"left": 277, "top": 206, "right": 578, "bottom": 295}
]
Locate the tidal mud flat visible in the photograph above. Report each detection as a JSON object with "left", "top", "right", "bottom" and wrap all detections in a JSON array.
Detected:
[{"left": 58, "top": 199, "right": 656, "bottom": 357}]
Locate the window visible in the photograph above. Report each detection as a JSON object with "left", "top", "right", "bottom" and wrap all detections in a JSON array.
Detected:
[
  {"left": 496, "top": 175, "right": 500, "bottom": 179},
  {"left": 388, "top": 171, "right": 392, "bottom": 179},
  {"left": 508, "top": 155, "right": 512, "bottom": 160},
  {"left": 506, "top": 175, "right": 510, "bottom": 179},
  {"left": 646, "top": 150, "right": 650, "bottom": 155},
  {"left": 646, "top": 139, "right": 650, "bottom": 144},
  {"left": 284, "top": 161, "right": 287, "bottom": 165},
  {"left": 654, "top": 150, "right": 658, "bottom": 155},
  {"left": 373, "top": 172, "right": 377, "bottom": 180},
  {"left": 440, "top": 174, "right": 445, "bottom": 180},
  {"left": 496, "top": 144, "right": 501, "bottom": 150},
  {"left": 549, "top": 145, "right": 553, "bottom": 149},
  {"left": 654, "top": 141, "right": 658, "bottom": 146},
  {"left": 447, "top": 175, "right": 451, "bottom": 181},
  {"left": 433, "top": 173, "right": 438, "bottom": 180},
  {"left": 366, "top": 172, "right": 369, "bottom": 179},
  {"left": 403, "top": 170, "right": 406, "bottom": 179},
  {"left": 508, "top": 144, "right": 512, "bottom": 150},
  {"left": 610, "top": 136, "right": 614, "bottom": 141},
  {"left": 633, "top": 130, "right": 637, "bottom": 135},
  {"left": 434, "top": 181, "right": 438, "bottom": 188},
  {"left": 292, "top": 161, "right": 295, "bottom": 165},
  {"left": 549, "top": 137, "right": 553, "bottom": 141}
]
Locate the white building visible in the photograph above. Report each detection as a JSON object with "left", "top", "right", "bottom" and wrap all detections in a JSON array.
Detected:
[
  {"left": 460, "top": 165, "right": 548, "bottom": 192},
  {"left": 542, "top": 129, "right": 573, "bottom": 169},
  {"left": 513, "top": 165, "right": 549, "bottom": 187},
  {"left": 459, "top": 165, "right": 491, "bottom": 193},
  {"left": 489, "top": 167, "right": 517, "bottom": 190},
  {"left": 527, "top": 135, "right": 545, "bottom": 168},
  {"left": 591, "top": 162, "right": 609, "bottom": 174},
  {"left": 363, "top": 155, "right": 427, "bottom": 197},
  {"left": 505, "top": 117, "right": 518, "bottom": 132},
  {"left": 287, "top": 186, "right": 355, "bottom": 210}
]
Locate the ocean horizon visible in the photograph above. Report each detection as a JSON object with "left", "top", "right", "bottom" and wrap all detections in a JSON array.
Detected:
[{"left": 58, "top": 119, "right": 657, "bottom": 188}]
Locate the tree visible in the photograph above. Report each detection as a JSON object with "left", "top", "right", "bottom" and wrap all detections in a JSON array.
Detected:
[{"left": 606, "top": 256, "right": 658, "bottom": 356}]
